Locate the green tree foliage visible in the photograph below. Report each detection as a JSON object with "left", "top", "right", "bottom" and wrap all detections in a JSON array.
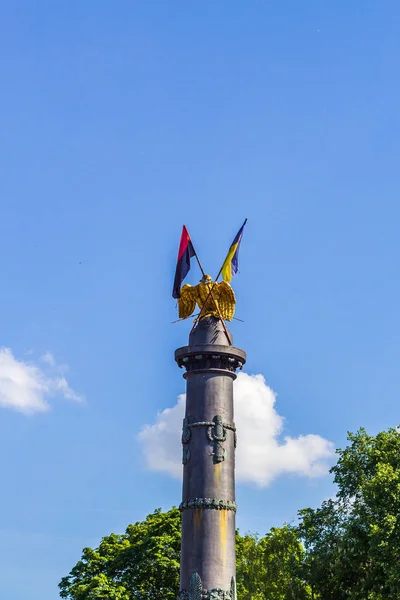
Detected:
[
  {"left": 237, "top": 526, "right": 311, "bottom": 600},
  {"left": 60, "top": 511, "right": 309, "bottom": 600},
  {"left": 236, "top": 531, "right": 263, "bottom": 599},
  {"left": 59, "top": 508, "right": 181, "bottom": 600},
  {"left": 298, "top": 427, "right": 400, "bottom": 600},
  {"left": 60, "top": 428, "right": 400, "bottom": 600}
]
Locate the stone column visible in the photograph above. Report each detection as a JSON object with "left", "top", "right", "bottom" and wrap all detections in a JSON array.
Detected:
[{"left": 175, "top": 317, "right": 246, "bottom": 600}]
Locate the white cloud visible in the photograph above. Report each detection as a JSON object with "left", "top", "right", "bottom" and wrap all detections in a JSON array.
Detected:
[
  {"left": 138, "top": 372, "right": 334, "bottom": 487},
  {"left": 41, "top": 352, "right": 56, "bottom": 368},
  {"left": 41, "top": 352, "right": 69, "bottom": 374},
  {"left": 0, "top": 348, "right": 84, "bottom": 415}
]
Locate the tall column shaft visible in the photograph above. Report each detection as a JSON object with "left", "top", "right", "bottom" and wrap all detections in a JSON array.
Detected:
[{"left": 175, "top": 317, "right": 246, "bottom": 600}]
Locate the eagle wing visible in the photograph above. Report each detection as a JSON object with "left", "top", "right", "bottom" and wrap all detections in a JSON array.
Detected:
[
  {"left": 178, "top": 284, "right": 197, "bottom": 319},
  {"left": 215, "top": 281, "right": 236, "bottom": 321}
]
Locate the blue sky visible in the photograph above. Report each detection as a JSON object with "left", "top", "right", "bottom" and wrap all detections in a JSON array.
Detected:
[{"left": 1, "top": 1, "right": 400, "bottom": 598}]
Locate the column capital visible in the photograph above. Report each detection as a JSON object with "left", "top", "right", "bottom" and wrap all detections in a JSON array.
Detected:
[{"left": 175, "top": 345, "right": 246, "bottom": 376}]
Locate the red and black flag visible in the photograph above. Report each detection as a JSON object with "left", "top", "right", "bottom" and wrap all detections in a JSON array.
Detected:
[{"left": 172, "top": 225, "right": 196, "bottom": 299}]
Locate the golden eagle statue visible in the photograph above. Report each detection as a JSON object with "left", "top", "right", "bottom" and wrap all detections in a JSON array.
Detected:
[{"left": 178, "top": 274, "right": 236, "bottom": 321}]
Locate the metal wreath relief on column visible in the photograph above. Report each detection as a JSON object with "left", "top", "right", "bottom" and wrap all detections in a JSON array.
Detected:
[
  {"left": 207, "top": 415, "right": 227, "bottom": 464},
  {"left": 181, "top": 416, "right": 236, "bottom": 465},
  {"left": 182, "top": 417, "right": 192, "bottom": 465}
]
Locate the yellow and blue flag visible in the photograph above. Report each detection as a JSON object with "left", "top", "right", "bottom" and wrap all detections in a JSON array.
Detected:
[{"left": 221, "top": 219, "right": 247, "bottom": 283}]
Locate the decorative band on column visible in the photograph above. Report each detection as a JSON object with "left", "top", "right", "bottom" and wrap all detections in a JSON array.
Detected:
[
  {"left": 178, "top": 573, "right": 237, "bottom": 600},
  {"left": 181, "top": 417, "right": 237, "bottom": 465},
  {"left": 176, "top": 352, "right": 244, "bottom": 373},
  {"left": 179, "top": 498, "right": 237, "bottom": 512},
  {"left": 183, "top": 418, "right": 236, "bottom": 435}
]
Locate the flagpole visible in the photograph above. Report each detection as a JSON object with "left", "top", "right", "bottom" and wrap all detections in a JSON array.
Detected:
[
  {"left": 190, "top": 218, "right": 247, "bottom": 336},
  {"left": 192, "top": 247, "right": 206, "bottom": 278}
]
